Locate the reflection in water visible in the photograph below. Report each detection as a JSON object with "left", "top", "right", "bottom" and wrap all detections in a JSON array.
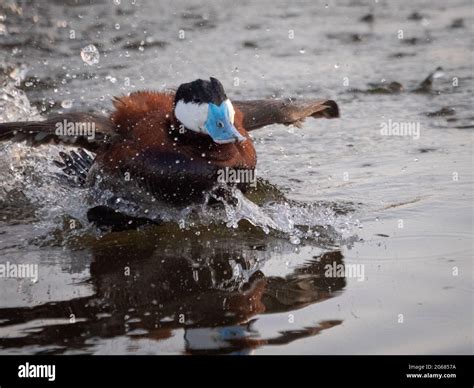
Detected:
[{"left": 0, "top": 226, "right": 345, "bottom": 354}]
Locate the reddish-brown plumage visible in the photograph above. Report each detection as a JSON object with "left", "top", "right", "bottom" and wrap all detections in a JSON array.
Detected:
[
  {"left": 111, "top": 91, "right": 175, "bottom": 135},
  {"left": 92, "top": 91, "right": 257, "bottom": 203}
]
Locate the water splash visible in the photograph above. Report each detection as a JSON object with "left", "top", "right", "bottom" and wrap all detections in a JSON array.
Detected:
[
  {"left": 84, "top": 180, "right": 360, "bottom": 245},
  {"left": 214, "top": 187, "right": 359, "bottom": 244},
  {"left": 0, "top": 64, "right": 41, "bottom": 122},
  {"left": 0, "top": 65, "right": 90, "bottom": 242},
  {"left": 0, "top": 142, "right": 91, "bottom": 234},
  {"left": 0, "top": 64, "right": 360, "bottom": 247},
  {"left": 0, "top": 141, "right": 360, "bottom": 246}
]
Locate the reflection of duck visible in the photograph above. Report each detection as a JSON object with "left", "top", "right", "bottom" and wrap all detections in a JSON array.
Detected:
[
  {"left": 0, "top": 227, "right": 345, "bottom": 354},
  {"left": 0, "top": 77, "right": 339, "bottom": 206}
]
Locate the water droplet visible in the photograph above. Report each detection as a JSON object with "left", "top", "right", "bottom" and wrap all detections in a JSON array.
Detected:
[
  {"left": 289, "top": 235, "right": 300, "bottom": 245},
  {"left": 81, "top": 44, "right": 100, "bottom": 65},
  {"left": 61, "top": 99, "right": 73, "bottom": 109},
  {"left": 105, "top": 75, "right": 117, "bottom": 83}
]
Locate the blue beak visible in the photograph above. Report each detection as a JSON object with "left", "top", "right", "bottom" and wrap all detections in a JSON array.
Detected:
[{"left": 205, "top": 103, "right": 246, "bottom": 144}]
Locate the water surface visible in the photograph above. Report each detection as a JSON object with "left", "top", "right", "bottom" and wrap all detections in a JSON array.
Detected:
[{"left": 0, "top": 0, "right": 472, "bottom": 354}]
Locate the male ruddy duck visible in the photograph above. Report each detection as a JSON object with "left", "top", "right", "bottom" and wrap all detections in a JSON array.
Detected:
[
  {"left": 97, "top": 77, "right": 257, "bottom": 203},
  {"left": 0, "top": 77, "right": 339, "bottom": 217}
]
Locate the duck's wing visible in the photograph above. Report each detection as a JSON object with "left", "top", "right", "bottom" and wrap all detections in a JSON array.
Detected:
[
  {"left": 0, "top": 112, "right": 115, "bottom": 151},
  {"left": 233, "top": 98, "right": 339, "bottom": 131}
]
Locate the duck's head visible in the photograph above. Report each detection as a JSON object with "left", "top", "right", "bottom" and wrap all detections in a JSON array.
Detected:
[{"left": 174, "top": 77, "right": 246, "bottom": 144}]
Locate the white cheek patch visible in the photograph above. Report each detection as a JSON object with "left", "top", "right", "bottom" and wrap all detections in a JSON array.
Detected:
[
  {"left": 175, "top": 101, "right": 209, "bottom": 134},
  {"left": 225, "top": 99, "right": 235, "bottom": 124}
]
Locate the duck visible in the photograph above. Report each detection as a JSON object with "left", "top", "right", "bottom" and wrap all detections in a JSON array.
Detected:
[{"left": 0, "top": 77, "right": 339, "bottom": 214}]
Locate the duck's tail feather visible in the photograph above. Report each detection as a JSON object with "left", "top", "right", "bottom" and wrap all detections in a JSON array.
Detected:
[{"left": 0, "top": 112, "right": 116, "bottom": 151}]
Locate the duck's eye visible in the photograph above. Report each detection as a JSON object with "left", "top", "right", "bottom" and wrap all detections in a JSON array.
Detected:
[{"left": 216, "top": 121, "right": 224, "bottom": 128}]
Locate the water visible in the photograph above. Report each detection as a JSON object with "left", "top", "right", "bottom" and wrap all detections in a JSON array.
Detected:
[{"left": 0, "top": 0, "right": 472, "bottom": 355}]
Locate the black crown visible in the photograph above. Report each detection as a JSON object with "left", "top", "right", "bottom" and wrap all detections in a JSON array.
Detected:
[{"left": 175, "top": 77, "right": 227, "bottom": 106}]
